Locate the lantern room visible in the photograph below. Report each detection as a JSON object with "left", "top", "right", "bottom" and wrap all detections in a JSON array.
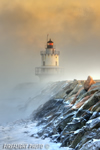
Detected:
[{"left": 47, "top": 39, "right": 53, "bottom": 48}]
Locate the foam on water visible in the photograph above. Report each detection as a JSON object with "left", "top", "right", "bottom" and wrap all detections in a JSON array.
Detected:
[{"left": 0, "top": 120, "right": 73, "bottom": 150}]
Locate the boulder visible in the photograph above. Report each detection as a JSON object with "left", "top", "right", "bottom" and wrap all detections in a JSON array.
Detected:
[
  {"left": 31, "top": 79, "right": 100, "bottom": 150},
  {"left": 84, "top": 76, "right": 96, "bottom": 91},
  {"left": 76, "top": 87, "right": 85, "bottom": 97},
  {"left": 75, "top": 128, "right": 100, "bottom": 149},
  {"left": 96, "top": 107, "right": 100, "bottom": 112},
  {"left": 71, "top": 85, "right": 99, "bottom": 107},
  {"left": 70, "top": 129, "right": 85, "bottom": 148},
  {"left": 80, "top": 139, "right": 100, "bottom": 150},
  {"left": 88, "top": 85, "right": 99, "bottom": 91},
  {"left": 90, "top": 112, "right": 100, "bottom": 120},
  {"left": 79, "top": 92, "right": 100, "bottom": 110},
  {"left": 75, "top": 87, "right": 99, "bottom": 108},
  {"left": 75, "top": 95, "right": 92, "bottom": 109},
  {"left": 75, "top": 109, "right": 92, "bottom": 118},
  {"left": 32, "top": 99, "right": 64, "bottom": 121},
  {"left": 91, "top": 82, "right": 100, "bottom": 87},
  {"left": 71, "top": 97, "right": 77, "bottom": 104},
  {"left": 53, "top": 80, "right": 78, "bottom": 99},
  {"left": 86, "top": 117, "right": 100, "bottom": 130},
  {"left": 67, "top": 83, "right": 83, "bottom": 97},
  {"left": 61, "top": 133, "right": 76, "bottom": 147},
  {"left": 91, "top": 101, "right": 100, "bottom": 112},
  {"left": 51, "top": 134, "right": 60, "bottom": 143},
  {"left": 61, "top": 121, "right": 85, "bottom": 136},
  {"left": 71, "top": 88, "right": 86, "bottom": 104},
  {"left": 64, "top": 94, "right": 76, "bottom": 103},
  {"left": 77, "top": 87, "right": 99, "bottom": 103},
  {"left": 57, "top": 113, "right": 75, "bottom": 131}
]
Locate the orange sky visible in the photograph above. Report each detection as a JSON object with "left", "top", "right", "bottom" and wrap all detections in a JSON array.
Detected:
[
  {"left": 0, "top": 0, "right": 100, "bottom": 88},
  {"left": 0, "top": 0, "right": 100, "bottom": 45}
]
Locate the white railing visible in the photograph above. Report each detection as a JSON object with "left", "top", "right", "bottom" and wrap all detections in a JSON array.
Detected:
[
  {"left": 35, "top": 67, "right": 63, "bottom": 75},
  {"left": 40, "top": 51, "right": 60, "bottom": 55}
]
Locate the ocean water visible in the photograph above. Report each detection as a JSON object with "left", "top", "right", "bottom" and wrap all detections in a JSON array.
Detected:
[
  {"left": 0, "top": 120, "right": 73, "bottom": 150},
  {"left": 0, "top": 81, "right": 73, "bottom": 150}
]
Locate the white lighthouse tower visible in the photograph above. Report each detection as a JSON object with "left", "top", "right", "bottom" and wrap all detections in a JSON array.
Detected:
[{"left": 35, "top": 38, "right": 63, "bottom": 81}]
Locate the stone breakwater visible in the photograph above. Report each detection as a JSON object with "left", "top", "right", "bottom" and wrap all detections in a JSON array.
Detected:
[{"left": 31, "top": 76, "right": 100, "bottom": 150}]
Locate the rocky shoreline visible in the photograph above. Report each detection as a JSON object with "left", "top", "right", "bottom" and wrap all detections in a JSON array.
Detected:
[{"left": 31, "top": 76, "right": 100, "bottom": 150}]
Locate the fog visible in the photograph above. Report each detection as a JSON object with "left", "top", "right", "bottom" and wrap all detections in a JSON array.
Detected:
[
  {"left": 0, "top": 81, "right": 53, "bottom": 124},
  {"left": 0, "top": 0, "right": 100, "bottom": 124}
]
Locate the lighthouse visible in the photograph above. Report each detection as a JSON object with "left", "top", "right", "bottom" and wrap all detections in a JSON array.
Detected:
[{"left": 35, "top": 38, "right": 63, "bottom": 81}]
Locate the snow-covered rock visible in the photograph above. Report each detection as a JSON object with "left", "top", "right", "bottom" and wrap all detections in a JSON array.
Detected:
[{"left": 80, "top": 139, "right": 100, "bottom": 150}]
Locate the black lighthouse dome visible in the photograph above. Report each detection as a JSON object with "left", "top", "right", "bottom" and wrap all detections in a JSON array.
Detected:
[{"left": 47, "top": 39, "right": 53, "bottom": 48}]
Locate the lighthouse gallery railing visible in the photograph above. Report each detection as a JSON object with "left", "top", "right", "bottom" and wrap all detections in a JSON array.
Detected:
[
  {"left": 40, "top": 51, "right": 60, "bottom": 55},
  {"left": 35, "top": 67, "right": 63, "bottom": 75}
]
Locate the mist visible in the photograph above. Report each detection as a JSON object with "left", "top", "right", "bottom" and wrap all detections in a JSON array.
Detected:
[{"left": 0, "top": 0, "right": 100, "bottom": 124}]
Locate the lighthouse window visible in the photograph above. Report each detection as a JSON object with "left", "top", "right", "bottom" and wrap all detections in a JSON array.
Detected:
[{"left": 43, "top": 61, "right": 45, "bottom": 66}]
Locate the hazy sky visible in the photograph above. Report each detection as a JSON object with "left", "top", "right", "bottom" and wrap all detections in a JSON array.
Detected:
[{"left": 0, "top": 0, "right": 100, "bottom": 89}]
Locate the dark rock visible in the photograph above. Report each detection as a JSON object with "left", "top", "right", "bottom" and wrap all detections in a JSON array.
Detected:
[
  {"left": 96, "top": 107, "right": 100, "bottom": 112},
  {"left": 91, "top": 101, "right": 100, "bottom": 112},
  {"left": 71, "top": 88, "right": 86, "bottom": 104},
  {"left": 90, "top": 112, "right": 100, "bottom": 120},
  {"left": 70, "top": 129, "right": 85, "bottom": 148},
  {"left": 51, "top": 134, "right": 61, "bottom": 142},
  {"left": 80, "top": 139, "right": 100, "bottom": 150},
  {"left": 57, "top": 113, "right": 75, "bottom": 131},
  {"left": 61, "top": 133, "right": 76, "bottom": 147},
  {"left": 64, "top": 95, "right": 76, "bottom": 103},
  {"left": 75, "top": 127, "right": 100, "bottom": 149},
  {"left": 88, "top": 85, "right": 100, "bottom": 92},
  {"left": 54, "top": 80, "right": 79, "bottom": 100},
  {"left": 71, "top": 97, "right": 78, "bottom": 105},
  {"left": 77, "top": 86, "right": 99, "bottom": 105},
  {"left": 79, "top": 92, "right": 100, "bottom": 110},
  {"left": 67, "top": 83, "right": 83, "bottom": 98},
  {"left": 51, "top": 134, "right": 60, "bottom": 140},
  {"left": 63, "top": 105, "right": 73, "bottom": 114},
  {"left": 61, "top": 121, "right": 84, "bottom": 135},
  {"left": 75, "top": 95, "right": 92, "bottom": 109},
  {"left": 82, "top": 112, "right": 92, "bottom": 122},
  {"left": 77, "top": 89, "right": 86, "bottom": 99},
  {"left": 75, "top": 109, "right": 90, "bottom": 118},
  {"left": 63, "top": 107, "right": 76, "bottom": 117},
  {"left": 64, "top": 80, "right": 78, "bottom": 94},
  {"left": 86, "top": 117, "right": 100, "bottom": 130},
  {"left": 30, "top": 78, "right": 100, "bottom": 150},
  {"left": 32, "top": 99, "right": 63, "bottom": 121}
]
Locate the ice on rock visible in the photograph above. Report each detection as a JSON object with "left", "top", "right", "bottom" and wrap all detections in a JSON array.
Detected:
[{"left": 80, "top": 139, "right": 100, "bottom": 150}]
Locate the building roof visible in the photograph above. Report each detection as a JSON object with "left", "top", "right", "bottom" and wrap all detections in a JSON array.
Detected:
[{"left": 47, "top": 39, "right": 53, "bottom": 43}]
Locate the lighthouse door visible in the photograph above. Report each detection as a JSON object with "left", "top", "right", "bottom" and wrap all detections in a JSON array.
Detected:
[{"left": 43, "top": 61, "right": 45, "bottom": 66}]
